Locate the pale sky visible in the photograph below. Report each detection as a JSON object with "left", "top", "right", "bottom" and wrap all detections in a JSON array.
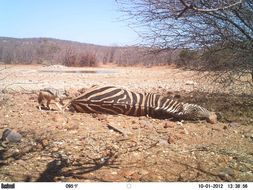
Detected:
[{"left": 0, "top": 0, "right": 139, "bottom": 46}]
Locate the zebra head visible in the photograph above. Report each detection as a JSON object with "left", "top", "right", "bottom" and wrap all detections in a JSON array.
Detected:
[{"left": 182, "top": 103, "right": 217, "bottom": 123}]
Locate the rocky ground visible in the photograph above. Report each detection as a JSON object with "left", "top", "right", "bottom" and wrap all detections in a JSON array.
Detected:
[{"left": 0, "top": 64, "right": 252, "bottom": 182}]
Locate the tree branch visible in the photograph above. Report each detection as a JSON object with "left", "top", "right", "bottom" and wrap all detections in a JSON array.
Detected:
[{"left": 178, "top": 0, "right": 243, "bottom": 17}]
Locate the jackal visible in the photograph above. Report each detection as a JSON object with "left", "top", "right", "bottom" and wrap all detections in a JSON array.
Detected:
[{"left": 38, "top": 88, "right": 69, "bottom": 111}]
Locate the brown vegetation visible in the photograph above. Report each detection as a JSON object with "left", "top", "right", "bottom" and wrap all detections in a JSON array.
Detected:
[{"left": 0, "top": 37, "right": 174, "bottom": 66}]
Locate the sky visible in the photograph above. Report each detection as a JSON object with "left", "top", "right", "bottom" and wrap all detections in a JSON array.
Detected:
[{"left": 0, "top": 0, "right": 139, "bottom": 46}]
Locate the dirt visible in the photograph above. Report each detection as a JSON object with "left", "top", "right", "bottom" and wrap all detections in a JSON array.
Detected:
[{"left": 0, "top": 64, "right": 252, "bottom": 182}]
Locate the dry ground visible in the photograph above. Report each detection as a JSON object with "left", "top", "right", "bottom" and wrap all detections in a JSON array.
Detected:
[{"left": 0, "top": 64, "right": 252, "bottom": 182}]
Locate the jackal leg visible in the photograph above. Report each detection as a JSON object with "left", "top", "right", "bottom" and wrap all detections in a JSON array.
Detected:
[
  {"left": 46, "top": 100, "right": 51, "bottom": 110},
  {"left": 38, "top": 101, "right": 46, "bottom": 111},
  {"left": 53, "top": 102, "right": 63, "bottom": 111}
]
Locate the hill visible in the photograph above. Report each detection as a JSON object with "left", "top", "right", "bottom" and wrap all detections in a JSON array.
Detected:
[{"left": 0, "top": 37, "right": 174, "bottom": 66}]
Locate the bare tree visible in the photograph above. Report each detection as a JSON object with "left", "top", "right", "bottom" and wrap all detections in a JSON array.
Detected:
[
  {"left": 78, "top": 52, "right": 98, "bottom": 67},
  {"left": 62, "top": 48, "right": 77, "bottom": 67},
  {"left": 118, "top": 0, "right": 253, "bottom": 84}
]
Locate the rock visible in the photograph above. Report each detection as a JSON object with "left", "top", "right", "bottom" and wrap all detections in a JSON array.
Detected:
[
  {"left": 244, "top": 133, "right": 253, "bottom": 140},
  {"left": 174, "top": 94, "right": 181, "bottom": 99},
  {"left": 179, "top": 130, "right": 186, "bottom": 135},
  {"left": 167, "top": 135, "right": 176, "bottom": 144},
  {"left": 41, "top": 139, "right": 49, "bottom": 147},
  {"left": 228, "top": 122, "right": 240, "bottom": 128},
  {"left": 211, "top": 126, "right": 222, "bottom": 131},
  {"left": 52, "top": 147, "right": 59, "bottom": 152},
  {"left": 52, "top": 115, "right": 60, "bottom": 122},
  {"left": 218, "top": 167, "right": 234, "bottom": 179},
  {"left": 16, "top": 160, "right": 27, "bottom": 166},
  {"left": 183, "top": 128, "right": 189, "bottom": 135},
  {"left": 185, "top": 80, "right": 197, "bottom": 85},
  {"left": 111, "top": 171, "right": 118, "bottom": 175},
  {"left": 95, "top": 114, "right": 107, "bottom": 121},
  {"left": 207, "top": 112, "right": 217, "bottom": 124},
  {"left": 123, "top": 170, "right": 136, "bottom": 177},
  {"left": 13, "top": 148, "right": 20, "bottom": 153},
  {"left": 1, "top": 129, "right": 22, "bottom": 143},
  {"left": 223, "top": 125, "right": 228, "bottom": 130},
  {"left": 139, "top": 120, "right": 153, "bottom": 128},
  {"left": 131, "top": 120, "right": 137, "bottom": 124},
  {"left": 138, "top": 169, "right": 149, "bottom": 176},
  {"left": 132, "top": 125, "right": 138, "bottom": 130},
  {"left": 52, "top": 114, "right": 65, "bottom": 123},
  {"left": 164, "top": 122, "right": 174, "bottom": 128},
  {"left": 66, "top": 124, "right": 79, "bottom": 130}
]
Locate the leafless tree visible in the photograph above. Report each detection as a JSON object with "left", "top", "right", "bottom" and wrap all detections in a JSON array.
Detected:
[
  {"left": 62, "top": 48, "right": 77, "bottom": 67},
  {"left": 118, "top": 0, "right": 253, "bottom": 85},
  {"left": 78, "top": 52, "right": 98, "bottom": 67}
]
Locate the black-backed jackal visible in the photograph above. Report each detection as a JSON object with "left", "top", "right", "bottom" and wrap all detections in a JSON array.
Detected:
[{"left": 38, "top": 88, "right": 69, "bottom": 111}]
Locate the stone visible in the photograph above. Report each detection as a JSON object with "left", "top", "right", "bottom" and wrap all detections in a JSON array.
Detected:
[
  {"left": 132, "top": 125, "right": 138, "bottom": 130},
  {"left": 138, "top": 169, "right": 149, "bottom": 176},
  {"left": 218, "top": 167, "right": 234, "bottom": 177},
  {"left": 164, "top": 122, "right": 174, "bottom": 128},
  {"left": 66, "top": 124, "right": 79, "bottom": 130},
  {"left": 223, "top": 125, "right": 228, "bottom": 130},
  {"left": 124, "top": 170, "right": 136, "bottom": 177},
  {"left": 41, "top": 139, "right": 49, "bottom": 147},
  {"left": 1, "top": 129, "right": 22, "bottom": 143},
  {"left": 139, "top": 120, "right": 153, "bottom": 128},
  {"left": 167, "top": 135, "right": 176, "bottom": 144},
  {"left": 229, "top": 122, "right": 240, "bottom": 128},
  {"left": 185, "top": 80, "right": 197, "bottom": 85},
  {"left": 207, "top": 112, "right": 217, "bottom": 124}
]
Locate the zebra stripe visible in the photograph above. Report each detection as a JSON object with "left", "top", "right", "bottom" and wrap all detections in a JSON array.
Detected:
[{"left": 67, "top": 86, "right": 213, "bottom": 121}]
